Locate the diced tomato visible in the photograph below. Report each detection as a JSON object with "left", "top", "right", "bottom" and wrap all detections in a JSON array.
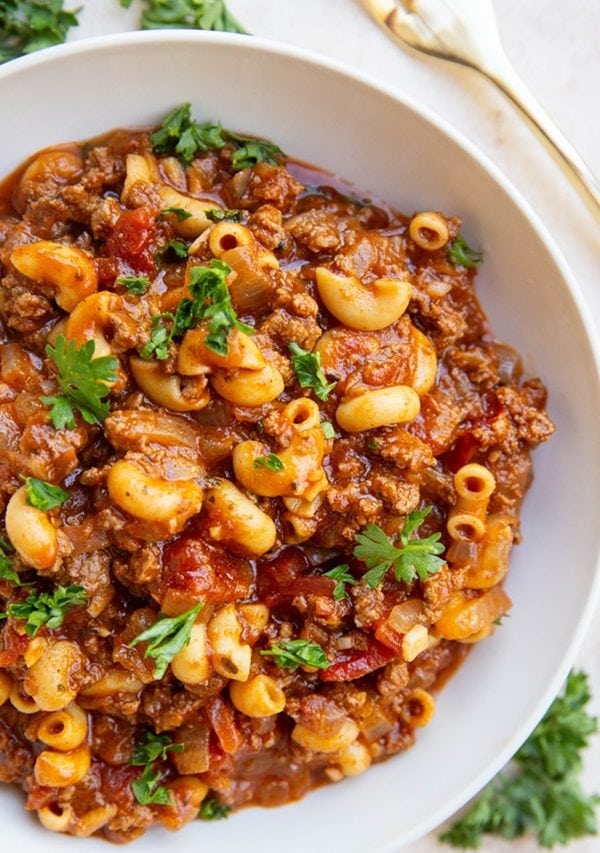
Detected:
[
  {"left": 104, "top": 206, "right": 158, "bottom": 276},
  {"left": 0, "top": 623, "right": 29, "bottom": 666},
  {"left": 161, "top": 536, "right": 253, "bottom": 613},
  {"left": 441, "top": 432, "right": 479, "bottom": 473},
  {"left": 256, "top": 547, "right": 311, "bottom": 607},
  {"left": 374, "top": 620, "right": 405, "bottom": 655},
  {"left": 320, "top": 640, "right": 396, "bottom": 682}
]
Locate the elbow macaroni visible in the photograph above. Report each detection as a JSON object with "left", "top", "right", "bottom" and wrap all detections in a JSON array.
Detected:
[
  {"left": 315, "top": 267, "right": 411, "bottom": 331},
  {"left": 447, "top": 463, "right": 496, "bottom": 542}
]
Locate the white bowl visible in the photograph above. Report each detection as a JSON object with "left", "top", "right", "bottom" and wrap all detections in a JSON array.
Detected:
[{"left": 1, "top": 31, "right": 599, "bottom": 853}]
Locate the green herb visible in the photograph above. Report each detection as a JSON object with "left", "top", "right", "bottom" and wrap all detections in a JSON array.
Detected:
[
  {"left": 132, "top": 731, "right": 184, "bottom": 766},
  {"left": 447, "top": 234, "right": 483, "bottom": 269},
  {"left": 116, "top": 274, "right": 151, "bottom": 294},
  {"left": 150, "top": 103, "right": 285, "bottom": 171},
  {"left": 323, "top": 564, "right": 357, "bottom": 601},
  {"left": 321, "top": 421, "right": 336, "bottom": 439},
  {"left": 230, "top": 139, "right": 284, "bottom": 171},
  {"left": 131, "top": 764, "right": 172, "bottom": 806},
  {"left": 253, "top": 453, "right": 284, "bottom": 472},
  {"left": 42, "top": 335, "right": 118, "bottom": 429},
  {"left": 368, "top": 439, "right": 380, "bottom": 451},
  {"left": 0, "top": 0, "right": 79, "bottom": 64},
  {"left": 129, "top": 601, "right": 203, "bottom": 678},
  {"left": 354, "top": 507, "right": 445, "bottom": 588},
  {"left": 1, "top": 584, "right": 86, "bottom": 636},
  {"left": 157, "top": 206, "right": 192, "bottom": 222},
  {"left": 134, "top": 0, "right": 247, "bottom": 35},
  {"left": 174, "top": 259, "right": 253, "bottom": 356},
  {"left": 288, "top": 342, "right": 336, "bottom": 402},
  {"left": 199, "top": 795, "right": 232, "bottom": 820},
  {"left": 0, "top": 538, "right": 21, "bottom": 586},
  {"left": 440, "top": 670, "right": 599, "bottom": 849},
  {"left": 260, "top": 638, "right": 329, "bottom": 671},
  {"left": 24, "top": 476, "right": 69, "bottom": 511},
  {"left": 161, "top": 238, "right": 189, "bottom": 261},
  {"left": 139, "top": 313, "right": 175, "bottom": 361},
  {"left": 206, "top": 208, "right": 244, "bottom": 223}
]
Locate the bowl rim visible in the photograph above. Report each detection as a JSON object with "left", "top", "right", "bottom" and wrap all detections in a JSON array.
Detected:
[{"left": 1, "top": 29, "right": 600, "bottom": 850}]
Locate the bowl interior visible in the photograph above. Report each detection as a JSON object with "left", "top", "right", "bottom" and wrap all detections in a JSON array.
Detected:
[{"left": 1, "top": 32, "right": 599, "bottom": 852}]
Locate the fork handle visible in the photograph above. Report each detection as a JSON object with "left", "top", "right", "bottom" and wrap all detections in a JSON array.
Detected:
[{"left": 481, "top": 55, "right": 600, "bottom": 219}]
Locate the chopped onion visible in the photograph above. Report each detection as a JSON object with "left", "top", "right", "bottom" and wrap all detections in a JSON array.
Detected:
[{"left": 386, "top": 599, "right": 427, "bottom": 634}]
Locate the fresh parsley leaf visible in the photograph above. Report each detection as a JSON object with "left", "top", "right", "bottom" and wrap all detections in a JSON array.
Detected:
[
  {"left": 131, "top": 764, "right": 172, "bottom": 806},
  {"left": 0, "top": 538, "right": 21, "bottom": 586},
  {"left": 253, "top": 453, "right": 284, "bottom": 472},
  {"left": 0, "top": 0, "right": 79, "bottom": 64},
  {"left": 161, "top": 238, "right": 189, "bottom": 261},
  {"left": 150, "top": 103, "right": 285, "bottom": 170},
  {"left": 206, "top": 208, "right": 243, "bottom": 223},
  {"left": 174, "top": 259, "right": 253, "bottom": 355},
  {"left": 139, "top": 313, "right": 175, "bottom": 361},
  {"left": 43, "top": 335, "right": 118, "bottom": 428},
  {"left": 321, "top": 421, "right": 336, "bottom": 439},
  {"left": 354, "top": 506, "right": 445, "bottom": 588},
  {"left": 288, "top": 342, "right": 336, "bottom": 402},
  {"left": 440, "top": 670, "right": 599, "bottom": 850},
  {"left": 132, "top": 731, "right": 184, "bottom": 766},
  {"left": 157, "top": 206, "right": 192, "bottom": 222},
  {"left": 2, "top": 584, "right": 86, "bottom": 636},
  {"left": 260, "top": 639, "right": 329, "bottom": 671},
  {"left": 24, "top": 476, "right": 69, "bottom": 511},
  {"left": 447, "top": 234, "right": 483, "bottom": 268},
  {"left": 199, "top": 795, "right": 232, "bottom": 820},
  {"left": 138, "top": 0, "right": 247, "bottom": 35},
  {"left": 323, "top": 564, "right": 357, "bottom": 601},
  {"left": 129, "top": 601, "right": 203, "bottom": 678},
  {"left": 230, "top": 139, "right": 284, "bottom": 171},
  {"left": 116, "top": 274, "right": 151, "bottom": 294}
]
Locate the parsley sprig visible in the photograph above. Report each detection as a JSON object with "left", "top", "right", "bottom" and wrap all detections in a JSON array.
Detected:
[
  {"left": 123, "top": 0, "right": 247, "bottom": 35},
  {"left": 199, "top": 795, "right": 232, "bottom": 820},
  {"left": 0, "top": 584, "right": 86, "bottom": 636},
  {"left": 24, "top": 476, "right": 69, "bottom": 510},
  {"left": 288, "top": 342, "right": 336, "bottom": 402},
  {"left": 0, "top": 538, "right": 21, "bottom": 586},
  {"left": 261, "top": 639, "right": 329, "bottom": 671},
  {"left": 116, "top": 274, "right": 151, "bottom": 294},
  {"left": 253, "top": 453, "right": 284, "bottom": 472},
  {"left": 42, "top": 335, "right": 118, "bottom": 429},
  {"left": 150, "top": 102, "right": 284, "bottom": 169},
  {"left": 206, "top": 208, "right": 243, "bottom": 223},
  {"left": 447, "top": 234, "right": 483, "bottom": 268},
  {"left": 0, "top": 0, "right": 79, "bottom": 63},
  {"left": 323, "top": 564, "right": 357, "bottom": 601},
  {"left": 130, "top": 730, "right": 184, "bottom": 807},
  {"left": 129, "top": 601, "right": 203, "bottom": 678},
  {"left": 441, "top": 671, "right": 599, "bottom": 849},
  {"left": 354, "top": 507, "right": 445, "bottom": 588}
]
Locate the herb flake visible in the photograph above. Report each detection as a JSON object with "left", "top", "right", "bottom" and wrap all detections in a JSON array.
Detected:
[
  {"left": 129, "top": 601, "right": 203, "bottom": 678},
  {"left": 24, "top": 477, "right": 69, "bottom": 511},
  {"left": 447, "top": 234, "right": 483, "bottom": 268},
  {"left": 288, "top": 342, "right": 336, "bottom": 402},
  {"left": 260, "top": 638, "right": 329, "bottom": 671},
  {"left": 1, "top": 584, "right": 86, "bottom": 636}
]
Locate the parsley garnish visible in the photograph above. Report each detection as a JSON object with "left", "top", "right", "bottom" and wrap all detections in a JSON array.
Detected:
[
  {"left": 199, "top": 795, "right": 232, "bottom": 820},
  {"left": 161, "top": 237, "right": 189, "bottom": 261},
  {"left": 206, "top": 208, "right": 244, "bottom": 223},
  {"left": 42, "top": 335, "right": 118, "bottom": 429},
  {"left": 0, "top": 538, "right": 21, "bottom": 586},
  {"left": 131, "top": 0, "right": 247, "bottom": 35},
  {"left": 447, "top": 234, "right": 483, "bottom": 268},
  {"left": 354, "top": 507, "right": 445, "bottom": 588},
  {"left": 157, "top": 206, "right": 192, "bottom": 222},
  {"left": 116, "top": 274, "right": 151, "bottom": 294},
  {"left": 129, "top": 601, "right": 203, "bottom": 678},
  {"left": 260, "top": 639, "right": 329, "bottom": 671},
  {"left": 323, "top": 564, "right": 357, "bottom": 601},
  {"left": 253, "top": 453, "right": 284, "bottom": 472},
  {"left": 130, "top": 730, "right": 184, "bottom": 806},
  {"left": 132, "top": 731, "right": 184, "bottom": 765},
  {"left": 1, "top": 584, "right": 86, "bottom": 636},
  {"left": 441, "top": 670, "right": 599, "bottom": 849},
  {"left": 150, "top": 103, "right": 285, "bottom": 170},
  {"left": 321, "top": 421, "right": 336, "bottom": 439},
  {"left": 24, "top": 476, "right": 69, "bottom": 511},
  {"left": 139, "top": 313, "right": 175, "bottom": 361},
  {"left": 0, "top": 0, "right": 79, "bottom": 63},
  {"left": 288, "top": 342, "right": 336, "bottom": 402}
]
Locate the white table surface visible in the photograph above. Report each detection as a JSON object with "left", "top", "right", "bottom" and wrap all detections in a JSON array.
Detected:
[{"left": 68, "top": 1, "right": 600, "bottom": 850}]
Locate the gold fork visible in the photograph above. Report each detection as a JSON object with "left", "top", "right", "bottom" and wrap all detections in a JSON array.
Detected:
[{"left": 361, "top": 0, "right": 600, "bottom": 220}]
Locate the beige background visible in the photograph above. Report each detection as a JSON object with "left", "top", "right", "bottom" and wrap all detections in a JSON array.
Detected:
[{"left": 71, "top": 1, "right": 600, "bottom": 850}]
